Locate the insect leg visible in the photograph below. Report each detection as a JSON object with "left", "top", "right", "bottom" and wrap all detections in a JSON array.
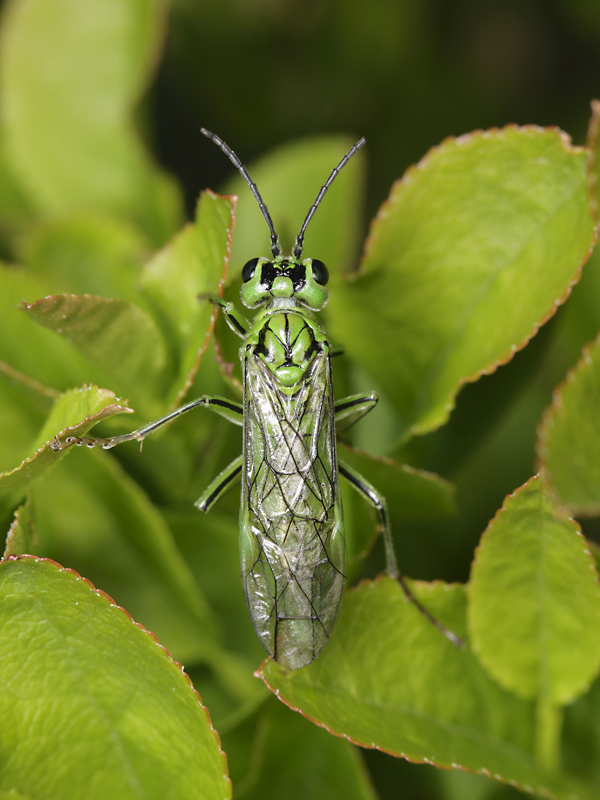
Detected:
[
  {"left": 334, "top": 392, "right": 378, "bottom": 434},
  {"left": 51, "top": 395, "right": 243, "bottom": 451},
  {"left": 202, "top": 293, "right": 250, "bottom": 339},
  {"left": 195, "top": 454, "right": 243, "bottom": 512},
  {"left": 338, "top": 460, "right": 462, "bottom": 647}
]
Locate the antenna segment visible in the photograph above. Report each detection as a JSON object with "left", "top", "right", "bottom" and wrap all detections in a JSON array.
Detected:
[
  {"left": 292, "top": 137, "right": 366, "bottom": 258},
  {"left": 202, "top": 129, "right": 365, "bottom": 261},
  {"left": 201, "top": 128, "right": 282, "bottom": 258}
]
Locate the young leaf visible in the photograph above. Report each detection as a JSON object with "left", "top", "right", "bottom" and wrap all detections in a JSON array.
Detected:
[
  {"left": 537, "top": 335, "right": 600, "bottom": 515},
  {"left": 21, "top": 214, "right": 147, "bottom": 303},
  {"left": 0, "top": 362, "right": 54, "bottom": 473},
  {"left": 22, "top": 294, "right": 167, "bottom": 414},
  {"left": 468, "top": 475, "right": 600, "bottom": 706},
  {"left": 0, "top": 556, "right": 231, "bottom": 800},
  {"left": 3, "top": 497, "right": 36, "bottom": 557},
  {"left": 259, "top": 579, "right": 584, "bottom": 800},
  {"left": 0, "top": 0, "right": 182, "bottom": 244},
  {"left": 224, "top": 697, "right": 377, "bottom": 800},
  {"left": 0, "top": 264, "right": 108, "bottom": 392},
  {"left": 328, "top": 127, "right": 595, "bottom": 442},
  {"left": 338, "top": 443, "right": 456, "bottom": 522},
  {"left": 0, "top": 385, "right": 131, "bottom": 513},
  {"left": 140, "top": 191, "right": 235, "bottom": 404}
]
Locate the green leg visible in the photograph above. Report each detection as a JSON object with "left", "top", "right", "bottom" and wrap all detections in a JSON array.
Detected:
[
  {"left": 195, "top": 454, "right": 243, "bottom": 512},
  {"left": 338, "top": 459, "right": 462, "bottom": 647},
  {"left": 203, "top": 293, "right": 250, "bottom": 339},
  {"left": 334, "top": 391, "right": 378, "bottom": 434},
  {"left": 51, "top": 395, "right": 243, "bottom": 451}
]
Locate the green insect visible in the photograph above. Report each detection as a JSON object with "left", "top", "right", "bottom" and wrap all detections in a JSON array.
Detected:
[{"left": 52, "top": 130, "right": 459, "bottom": 668}]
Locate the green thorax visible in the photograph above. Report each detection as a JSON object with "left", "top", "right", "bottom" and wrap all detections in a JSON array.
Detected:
[{"left": 246, "top": 308, "right": 329, "bottom": 390}]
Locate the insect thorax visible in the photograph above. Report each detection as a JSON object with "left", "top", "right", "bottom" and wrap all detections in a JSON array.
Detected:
[{"left": 246, "top": 309, "right": 328, "bottom": 391}]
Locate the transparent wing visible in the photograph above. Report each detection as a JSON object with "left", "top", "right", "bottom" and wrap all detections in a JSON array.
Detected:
[{"left": 241, "top": 348, "right": 345, "bottom": 669}]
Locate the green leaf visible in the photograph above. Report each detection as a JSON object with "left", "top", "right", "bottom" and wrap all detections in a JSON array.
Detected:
[
  {"left": 3, "top": 498, "right": 36, "bottom": 557},
  {"left": 225, "top": 697, "right": 377, "bottom": 800},
  {"left": 0, "top": 362, "right": 54, "bottom": 474},
  {"left": 327, "top": 127, "right": 595, "bottom": 442},
  {"left": 338, "top": 443, "right": 456, "bottom": 570},
  {"left": 0, "top": 556, "right": 230, "bottom": 800},
  {"left": 167, "top": 508, "right": 267, "bottom": 668},
  {"left": 563, "top": 671, "right": 600, "bottom": 789},
  {"left": 259, "top": 579, "right": 584, "bottom": 800},
  {"left": 30, "top": 446, "right": 259, "bottom": 704},
  {"left": 20, "top": 214, "right": 147, "bottom": 303},
  {"left": 0, "top": 790, "right": 31, "bottom": 800},
  {"left": 0, "top": 130, "right": 35, "bottom": 236},
  {"left": 0, "top": 264, "right": 106, "bottom": 392},
  {"left": 0, "top": 0, "right": 182, "bottom": 244},
  {"left": 0, "top": 385, "right": 131, "bottom": 513},
  {"left": 22, "top": 294, "right": 167, "bottom": 413},
  {"left": 224, "top": 136, "right": 365, "bottom": 274},
  {"left": 537, "top": 335, "right": 600, "bottom": 515},
  {"left": 586, "top": 99, "right": 600, "bottom": 219},
  {"left": 30, "top": 446, "right": 215, "bottom": 655},
  {"left": 468, "top": 475, "right": 600, "bottom": 705},
  {"left": 140, "top": 191, "right": 234, "bottom": 404},
  {"left": 339, "top": 443, "right": 456, "bottom": 522}
]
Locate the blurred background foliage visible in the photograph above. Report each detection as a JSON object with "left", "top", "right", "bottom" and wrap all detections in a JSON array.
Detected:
[{"left": 3, "top": 0, "right": 600, "bottom": 798}]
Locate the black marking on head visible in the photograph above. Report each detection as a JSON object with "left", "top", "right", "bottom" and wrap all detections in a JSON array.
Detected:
[
  {"left": 260, "top": 260, "right": 277, "bottom": 288},
  {"left": 255, "top": 259, "right": 306, "bottom": 292},
  {"left": 290, "top": 263, "right": 306, "bottom": 291}
]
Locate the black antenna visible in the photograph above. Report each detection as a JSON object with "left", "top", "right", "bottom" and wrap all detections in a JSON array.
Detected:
[
  {"left": 292, "top": 137, "right": 366, "bottom": 259},
  {"left": 201, "top": 128, "right": 282, "bottom": 258}
]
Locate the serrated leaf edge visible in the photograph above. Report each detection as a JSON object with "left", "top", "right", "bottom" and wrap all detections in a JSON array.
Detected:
[
  {"left": 257, "top": 575, "right": 578, "bottom": 800},
  {"left": 350, "top": 125, "right": 596, "bottom": 441},
  {"left": 0, "top": 553, "right": 232, "bottom": 794}
]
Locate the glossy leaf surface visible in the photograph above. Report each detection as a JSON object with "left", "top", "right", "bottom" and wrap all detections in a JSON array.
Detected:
[
  {"left": 537, "top": 336, "right": 600, "bottom": 515},
  {"left": 468, "top": 476, "right": 600, "bottom": 705},
  {"left": 22, "top": 294, "right": 167, "bottom": 412},
  {"left": 328, "top": 127, "right": 595, "bottom": 442},
  {"left": 140, "top": 191, "right": 235, "bottom": 404},
  {"left": 0, "top": 556, "right": 230, "bottom": 800},
  {"left": 224, "top": 697, "right": 377, "bottom": 800},
  {"left": 259, "top": 579, "right": 586, "bottom": 800}
]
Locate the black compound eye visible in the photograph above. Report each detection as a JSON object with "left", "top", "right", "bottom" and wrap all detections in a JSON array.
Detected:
[
  {"left": 311, "top": 258, "right": 329, "bottom": 286},
  {"left": 242, "top": 257, "right": 260, "bottom": 283}
]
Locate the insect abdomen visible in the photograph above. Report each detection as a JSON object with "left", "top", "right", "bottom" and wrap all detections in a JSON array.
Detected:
[{"left": 241, "top": 330, "right": 345, "bottom": 669}]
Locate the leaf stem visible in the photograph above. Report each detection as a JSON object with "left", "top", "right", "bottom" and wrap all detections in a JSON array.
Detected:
[{"left": 535, "top": 694, "right": 562, "bottom": 774}]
